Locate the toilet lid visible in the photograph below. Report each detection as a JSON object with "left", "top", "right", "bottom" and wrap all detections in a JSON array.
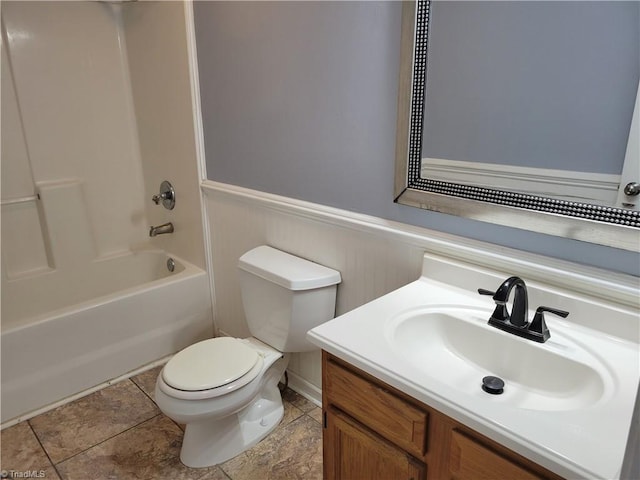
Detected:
[{"left": 162, "top": 337, "right": 260, "bottom": 391}]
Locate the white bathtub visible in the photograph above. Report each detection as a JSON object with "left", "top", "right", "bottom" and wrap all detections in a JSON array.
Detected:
[{"left": 1, "top": 250, "right": 213, "bottom": 425}]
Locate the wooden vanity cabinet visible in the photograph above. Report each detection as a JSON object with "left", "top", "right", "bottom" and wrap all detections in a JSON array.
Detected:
[{"left": 322, "top": 352, "right": 564, "bottom": 480}]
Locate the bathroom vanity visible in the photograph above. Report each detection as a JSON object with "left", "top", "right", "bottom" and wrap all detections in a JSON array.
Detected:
[
  {"left": 323, "top": 351, "right": 562, "bottom": 480},
  {"left": 308, "top": 251, "right": 639, "bottom": 480}
]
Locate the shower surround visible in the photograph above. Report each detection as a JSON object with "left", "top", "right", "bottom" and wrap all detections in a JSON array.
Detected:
[{"left": 0, "top": 1, "right": 210, "bottom": 425}]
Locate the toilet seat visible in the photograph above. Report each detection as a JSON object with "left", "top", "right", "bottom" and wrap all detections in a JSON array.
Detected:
[{"left": 163, "top": 337, "right": 262, "bottom": 392}]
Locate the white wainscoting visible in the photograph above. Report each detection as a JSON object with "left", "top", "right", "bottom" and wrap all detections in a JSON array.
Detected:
[{"left": 202, "top": 180, "right": 638, "bottom": 404}]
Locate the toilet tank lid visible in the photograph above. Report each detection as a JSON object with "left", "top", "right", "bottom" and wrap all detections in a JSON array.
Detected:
[{"left": 238, "top": 246, "right": 341, "bottom": 291}]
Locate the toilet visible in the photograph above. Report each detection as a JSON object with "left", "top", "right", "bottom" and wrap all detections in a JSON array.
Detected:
[{"left": 155, "top": 246, "right": 341, "bottom": 468}]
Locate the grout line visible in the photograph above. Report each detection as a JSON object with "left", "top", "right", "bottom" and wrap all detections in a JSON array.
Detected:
[
  {"left": 52, "top": 412, "right": 165, "bottom": 467},
  {"left": 305, "top": 410, "right": 322, "bottom": 425},
  {"left": 130, "top": 373, "right": 158, "bottom": 405},
  {"left": 37, "top": 383, "right": 163, "bottom": 466},
  {"left": 26, "top": 421, "right": 63, "bottom": 479},
  {"left": 202, "top": 466, "right": 233, "bottom": 480},
  {"left": 128, "top": 372, "right": 186, "bottom": 433}
]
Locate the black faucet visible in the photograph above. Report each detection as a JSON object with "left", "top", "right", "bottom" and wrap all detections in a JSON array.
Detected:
[{"left": 478, "top": 276, "right": 569, "bottom": 343}]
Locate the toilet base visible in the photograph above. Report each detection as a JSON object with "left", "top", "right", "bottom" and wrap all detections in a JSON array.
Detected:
[{"left": 179, "top": 382, "right": 285, "bottom": 468}]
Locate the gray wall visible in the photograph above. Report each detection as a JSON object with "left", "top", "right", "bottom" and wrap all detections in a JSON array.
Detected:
[
  {"left": 194, "top": 1, "right": 639, "bottom": 276},
  {"left": 423, "top": 1, "right": 639, "bottom": 173}
]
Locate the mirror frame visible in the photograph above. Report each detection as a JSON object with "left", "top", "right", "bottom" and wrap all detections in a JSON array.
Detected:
[{"left": 394, "top": 0, "right": 640, "bottom": 252}]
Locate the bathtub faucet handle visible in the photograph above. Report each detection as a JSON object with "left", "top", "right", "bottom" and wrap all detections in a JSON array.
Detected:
[
  {"left": 152, "top": 193, "right": 168, "bottom": 204},
  {"left": 152, "top": 181, "right": 175, "bottom": 210}
]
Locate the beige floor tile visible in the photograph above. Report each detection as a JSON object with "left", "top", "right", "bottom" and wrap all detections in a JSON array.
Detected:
[
  {"left": 29, "top": 380, "right": 160, "bottom": 464},
  {"left": 56, "top": 415, "right": 225, "bottom": 480},
  {"left": 0, "top": 422, "right": 60, "bottom": 479},
  {"left": 307, "top": 407, "right": 323, "bottom": 425},
  {"left": 131, "top": 365, "right": 164, "bottom": 401},
  {"left": 220, "top": 415, "right": 322, "bottom": 480},
  {"left": 281, "top": 401, "right": 304, "bottom": 427}
]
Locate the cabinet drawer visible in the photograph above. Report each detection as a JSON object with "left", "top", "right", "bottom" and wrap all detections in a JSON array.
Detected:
[
  {"left": 326, "top": 408, "right": 427, "bottom": 480},
  {"left": 324, "top": 358, "right": 428, "bottom": 457},
  {"left": 449, "top": 430, "right": 545, "bottom": 480}
]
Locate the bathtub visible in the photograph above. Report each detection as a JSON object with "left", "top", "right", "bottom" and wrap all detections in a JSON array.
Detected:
[{"left": 1, "top": 250, "right": 213, "bottom": 425}]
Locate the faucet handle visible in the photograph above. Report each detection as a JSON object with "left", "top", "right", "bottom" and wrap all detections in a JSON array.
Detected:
[
  {"left": 152, "top": 192, "right": 167, "bottom": 204},
  {"left": 528, "top": 306, "right": 569, "bottom": 342},
  {"left": 478, "top": 288, "right": 509, "bottom": 322},
  {"left": 477, "top": 288, "right": 495, "bottom": 296},
  {"left": 535, "top": 306, "right": 569, "bottom": 319},
  {"left": 152, "top": 181, "right": 175, "bottom": 210}
]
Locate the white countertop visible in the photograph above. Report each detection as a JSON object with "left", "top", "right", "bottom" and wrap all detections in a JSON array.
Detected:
[{"left": 308, "top": 270, "right": 639, "bottom": 479}]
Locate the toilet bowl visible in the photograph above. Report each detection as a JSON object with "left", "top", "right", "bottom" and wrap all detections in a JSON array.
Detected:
[
  {"left": 155, "top": 246, "right": 340, "bottom": 468},
  {"left": 155, "top": 337, "right": 289, "bottom": 467}
]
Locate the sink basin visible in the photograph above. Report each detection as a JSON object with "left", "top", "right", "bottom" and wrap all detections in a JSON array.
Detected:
[{"left": 385, "top": 306, "right": 608, "bottom": 411}]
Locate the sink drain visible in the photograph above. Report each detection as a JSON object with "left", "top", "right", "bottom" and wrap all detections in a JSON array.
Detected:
[{"left": 482, "top": 376, "right": 505, "bottom": 395}]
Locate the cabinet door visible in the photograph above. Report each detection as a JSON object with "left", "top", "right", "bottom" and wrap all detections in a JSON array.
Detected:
[
  {"left": 449, "top": 430, "right": 545, "bottom": 480},
  {"left": 325, "top": 408, "right": 427, "bottom": 480}
]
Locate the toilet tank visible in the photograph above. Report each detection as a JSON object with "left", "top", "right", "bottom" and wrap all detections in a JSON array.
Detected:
[{"left": 237, "top": 246, "right": 341, "bottom": 352}]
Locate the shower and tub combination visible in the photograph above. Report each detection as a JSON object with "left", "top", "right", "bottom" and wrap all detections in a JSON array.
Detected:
[
  {"left": 0, "top": 1, "right": 211, "bottom": 425},
  {"left": 1, "top": 249, "right": 212, "bottom": 424}
]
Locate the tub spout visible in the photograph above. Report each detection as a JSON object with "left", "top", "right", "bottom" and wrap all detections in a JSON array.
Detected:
[{"left": 149, "top": 222, "right": 174, "bottom": 237}]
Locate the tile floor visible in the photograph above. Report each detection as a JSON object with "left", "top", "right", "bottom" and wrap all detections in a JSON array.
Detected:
[{"left": 0, "top": 366, "right": 323, "bottom": 480}]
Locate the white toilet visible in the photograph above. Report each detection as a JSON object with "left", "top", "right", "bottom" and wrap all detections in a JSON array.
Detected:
[{"left": 155, "top": 246, "right": 341, "bottom": 468}]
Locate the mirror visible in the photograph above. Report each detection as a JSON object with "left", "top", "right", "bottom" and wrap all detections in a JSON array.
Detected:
[{"left": 395, "top": 0, "right": 640, "bottom": 251}]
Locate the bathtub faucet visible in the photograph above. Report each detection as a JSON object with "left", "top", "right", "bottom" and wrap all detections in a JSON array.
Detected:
[{"left": 149, "top": 222, "right": 174, "bottom": 237}]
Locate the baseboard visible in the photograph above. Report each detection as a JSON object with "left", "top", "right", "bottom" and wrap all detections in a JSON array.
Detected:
[{"left": 286, "top": 370, "right": 322, "bottom": 407}]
